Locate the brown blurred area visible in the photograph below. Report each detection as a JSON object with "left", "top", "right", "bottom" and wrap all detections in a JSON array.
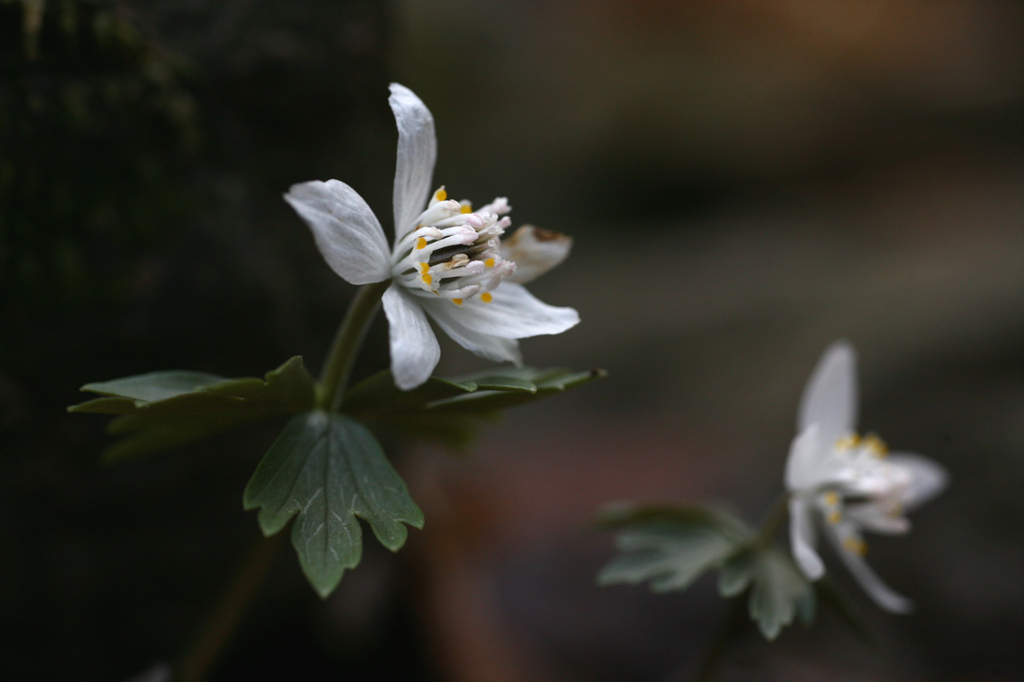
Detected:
[{"left": 2, "top": 1, "right": 1021, "bottom": 681}]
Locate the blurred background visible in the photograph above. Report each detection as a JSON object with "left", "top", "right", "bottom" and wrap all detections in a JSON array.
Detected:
[{"left": 1, "top": 1, "right": 1021, "bottom": 680}]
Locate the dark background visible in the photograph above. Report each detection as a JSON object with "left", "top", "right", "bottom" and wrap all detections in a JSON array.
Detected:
[{"left": 1, "top": 1, "right": 1021, "bottom": 681}]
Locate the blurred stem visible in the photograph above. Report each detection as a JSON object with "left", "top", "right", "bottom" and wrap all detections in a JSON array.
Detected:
[
  {"left": 682, "top": 494, "right": 792, "bottom": 682},
  {"left": 753, "top": 492, "right": 790, "bottom": 549},
  {"left": 176, "top": 532, "right": 286, "bottom": 682},
  {"left": 316, "top": 279, "right": 391, "bottom": 411},
  {"left": 691, "top": 595, "right": 746, "bottom": 682}
]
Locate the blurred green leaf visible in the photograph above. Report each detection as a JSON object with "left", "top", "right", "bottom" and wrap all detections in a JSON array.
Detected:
[
  {"left": 717, "top": 548, "right": 757, "bottom": 597},
  {"left": 597, "top": 502, "right": 752, "bottom": 543},
  {"left": 597, "top": 503, "right": 751, "bottom": 593},
  {"left": 243, "top": 410, "right": 423, "bottom": 598},
  {"left": 743, "top": 547, "right": 816, "bottom": 640},
  {"left": 99, "top": 411, "right": 275, "bottom": 463},
  {"left": 69, "top": 356, "right": 315, "bottom": 415},
  {"left": 598, "top": 502, "right": 816, "bottom": 640},
  {"left": 368, "top": 413, "right": 497, "bottom": 452}
]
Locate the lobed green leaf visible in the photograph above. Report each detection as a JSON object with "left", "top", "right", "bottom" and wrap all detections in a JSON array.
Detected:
[
  {"left": 242, "top": 410, "right": 424, "bottom": 598},
  {"left": 598, "top": 501, "right": 816, "bottom": 641},
  {"left": 742, "top": 547, "right": 816, "bottom": 640},
  {"left": 343, "top": 366, "right": 605, "bottom": 449},
  {"left": 69, "top": 357, "right": 316, "bottom": 460},
  {"left": 597, "top": 502, "right": 752, "bottom": 594},
  {"left": 69, "top": 356, "right": 316, "bottom": 416},
  {"left": 341, "top": 371, "right": 478, "bottom": 414},
  {"left": 425, "top": 367, "right": 606, "bottom": 414}
]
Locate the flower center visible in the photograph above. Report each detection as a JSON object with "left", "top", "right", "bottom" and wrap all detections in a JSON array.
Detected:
[{"left": 391, "top": 187, "right": 516, "bottom": 303}]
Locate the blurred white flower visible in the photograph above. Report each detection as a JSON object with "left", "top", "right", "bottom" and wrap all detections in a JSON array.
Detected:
[
  {"left": 785, "top": 342, "right": 948, "bottom": 613},
  {"left": 285, "top": 84, "right": 578, "bottom": 390}
]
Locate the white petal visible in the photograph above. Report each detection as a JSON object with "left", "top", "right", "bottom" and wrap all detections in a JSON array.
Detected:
[
  {"left": 421, "top": 282, "right": 579, "bottom": 339},
  {"left": 798, "top": 341, "right": 858, "bottom": 444},
  {"left": 284, "top": 180, "right": 390, "bottom": 285},
  {"left": 426, "top": 304, "right": 523, "bottom": 365},
  {"left": 500, "top": 225, "right": 573, "bottom": 284},
  {"left": 887, "top": 453, "right": 949, "bottom": 510},
  {"left": 824, "top": 523, "right": 914, "bottom": 613},
  {"left": 389, "top": 83, "right": 437, "bottom": 245},
  {"left": 844, "top": 503, "right": 911, "bottom": 535},
  {"left": 784, "top": 425, "right": 850, "bottom": 491},
  {"left": 382, "top": 284, "right": 440, "bottom": 390},
  {"left": 789, "top": 496, "right": 825, "bottom": 580},
  {"left": 785, "top": 426, "right": 821, "bottom": 491}
]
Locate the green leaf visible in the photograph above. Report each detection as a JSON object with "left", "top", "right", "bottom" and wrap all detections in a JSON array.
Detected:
[
  {"left": 426, "top": 367, "right": 606, "bottom": 413},
  {"left": 370, "top": 413, "right": 497, "bottom": 452},
  {"left": 743, "top": 547, "right": 816, "bottom": 641},
  {"left": 717, "top": 548, "right": 758, "bottom": 597},
  {"left": 597, "top": 503, "right": 751, "bottom": 594},
  {"left": 69, "top": 356, "right": 315, "bottom": 416},
  {"left": 243, "top": 410, "right": 424, "bottom": 598},
  {"left": 343, "top": 367, "right": 605, "bottom": 450},
  {"left": 99, "top": 412, "right": 274, "bottom": 463},
  {"left": 597, "top": 502, "right": 815, "bottom": 641},
  {"left": 341, "top": 371, "right": 478, "bottom": 414},
  {"left": 597, "top": 501, "right": 753, "bottom": 543},
  {"left": 69, "top": 357, "right": 316, "bottom": 461}
]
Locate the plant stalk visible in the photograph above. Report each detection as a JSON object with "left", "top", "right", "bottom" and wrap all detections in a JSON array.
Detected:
[
  {"left": 316, "top": 279, "right": 391, "bottom": 411},
  {"left": 692, "top": 595, "right": 747, "bottom": 682},
  {"left": 683, "top": 493, "right": 792, "bottom": 682},
  {"left": 753, "top": 492, "right": 790, "bottom": 549},
  {"left": 176, "top": 532, "right": 286, "bottom": 682}
]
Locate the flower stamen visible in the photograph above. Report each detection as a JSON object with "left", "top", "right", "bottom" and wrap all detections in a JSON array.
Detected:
[
  {"left": 843, "top": 537, "right": 868, "bottom": 556},
  {"left": 863, "top": 434, "right": 889, "bottom": 458},
  {"left": 836, "top": 434, "right": 861, "bottom": 450}
]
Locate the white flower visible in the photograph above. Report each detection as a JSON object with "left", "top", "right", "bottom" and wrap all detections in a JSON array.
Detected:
[
  {"left": 284, "top": 84, "right": 579, "bottom": 390},
  {"left": 785, "top": 342, "right": 948, "bottom": 613}
]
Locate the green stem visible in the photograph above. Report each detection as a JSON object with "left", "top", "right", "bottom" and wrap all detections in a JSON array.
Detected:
[
  {"left": 176, "top": 533, "right": 286, "bottom": 682},
  {"left": 687, "top": 493, "right": 791, "bottom": 682},
  {"left": 692, "top": 595, "right": 747, "bottom": 682},
  {"left": 753, "top": 492, "right": 790, "bottom": 550},
  {"left": 316, "top": 279, "right": 391, "bottom": 411}
]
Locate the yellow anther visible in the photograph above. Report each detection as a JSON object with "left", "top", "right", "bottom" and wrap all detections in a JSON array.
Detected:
[
  {"left": 452, "top": 299, "right": 462, "bottom": 306},
  {"left": 481, "top": 292, "right": 493, "bottom": 303},
  {"left": 460, "top": 204, "right": 472, "bottom": 214},
  {"left": 836, "top": 434, "right": 861, "bottom": 450},
  {"left": 828, "top": 511, "right": 841, "bottom": 525},
  {"left": 843, "top": 537, "right": 867, "bottom": 556},
  {"left": 823, "top": 491, "right": 840, "bottom": 507},
  {"left": 422, "top": 274, "right": 433, "bottom": 285},
  {"left": 416, "top": 237, "right": 428, "bottom": 250},
  {"left": 864, "top": 434, "right": 889, "bottom": 458},
  {"left": 435, "top": 189, "right": 447, "bottom": 201},
  {"left": 485, "top": 258, "right": 495, "bottom": 268}
]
